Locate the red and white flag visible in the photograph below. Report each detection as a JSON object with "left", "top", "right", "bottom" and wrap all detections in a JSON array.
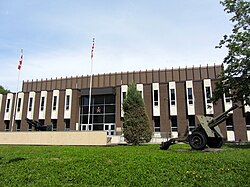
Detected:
[
  {"left": 17, "top": 49, "right": 23, "bottom": 70},
  {"left": 91, "top": 38, "right": 95, "bottom": 60}
]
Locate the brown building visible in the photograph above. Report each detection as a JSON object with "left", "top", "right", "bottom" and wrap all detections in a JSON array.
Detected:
[{"left": 0, "top": 64, "right": 249, "bottom": 142}]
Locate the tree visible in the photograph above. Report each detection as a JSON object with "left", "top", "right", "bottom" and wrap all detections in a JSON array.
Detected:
[
  {"left": 0, "top": 85, "right": 10, "bottom": 94},
  {"left": 122, "top": 82, "right": 152, "bottom": 145},
  {"left": 213, "top": 0, "right": 250, "bottom": 105}
]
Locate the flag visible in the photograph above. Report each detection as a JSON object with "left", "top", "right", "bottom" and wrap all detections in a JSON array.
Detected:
[
  {"left": 18, "top": 49, "right": 23, "bottom": 70},
  {"left": 91, "top": 38, "right": 95, "bottom": 60}
]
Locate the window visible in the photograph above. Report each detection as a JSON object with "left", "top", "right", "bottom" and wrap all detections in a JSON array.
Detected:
[
  {"left": 205, "top": 87, "right": 211, "bottom": 103},
  {"left": 226, "top": 115, "right": 234, "bottom": 131},
  {"left": 122, "top": 92, "right": 126, "bottom": 101},
  {"left": 225, "top": 89, "right": 231, "bottom": 103},
  {"left": 170, "top": 89, "right": 176, "bottom": 105},
  {"left": 188, "top": 116, "right": 196, "bottom": 131},
  {"left": 105, "top": 124, "right": 116, "bottom": 136},
  {"left": 187, "top": 88, "right": 193, "bottom": 105},
  {"left": 51, "top": 119, "right": 57, "bottom": 131},
  {"left": 6, "top": 99, "right": 10, "bottom": 112},
  {"left": 28, "top": 97, "right": 33, "bottom": 111},
  {"left": 105, "top": 105, "right": 115, "bottom": 113},
  {"left": 80, "top": 95, "right": 116, "bottom": 131},
  {"left": 17, "top": 98, "right": 22, "bottom": 112},
  {"left": 171, "top": 116, "right": 178, "bottom": 132},
  {"left": 66, "top": 95, "right": 70, "bottom": 110},
  {"left": 40, "top": 97, "right": 45, "bottom": 111},
  {"left": 106, "top": 95, "right": 115, "bottom": 104},
  {"left": 39, "top": 120, "right": 44, "bottom": 126},
  {"left": 105, "top": 115, "right": 115, "bottom": 123},
  {"left": 65, "top": 119, "right": 70, "bottom": 131},
  {"left": 93, "top": 124, "right": 103, "bottom": 131},
  {"left": 16, "top": 120, "right": 21, "bottom": 131},
  {"left": 154, "top": 117, "right": 160, "bottom": 132},
  {"left": 154, "top": 90, "right": 159, "bottom": 106},
  {"left": 53, "top": 96, "right": 57, "bottom": 111},
  {"left": 4, "top": 121, "right": 10, "bottom": 131},
  {"left": 28, "top": 123, "right": 32, "bottom": 131},
  {"left": 245, "top": 115, "right": 250, "bottom": 130},
  {"left": 94, "top": 115, "right": 103, "bottom": 123}
]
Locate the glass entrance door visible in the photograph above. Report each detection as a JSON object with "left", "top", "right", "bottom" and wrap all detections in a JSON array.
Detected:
[
  {"left": 80, "top": 124, "right": 92, "bottom": 131},
  {"left": 80, "top": 95, "right": 116, "bottom": 133},
  {"left": 105, "top": 124, "right": 116, "bottom": 136}
]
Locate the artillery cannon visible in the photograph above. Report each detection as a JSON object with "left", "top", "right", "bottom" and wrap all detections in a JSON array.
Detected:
[
  {"left": 160, "top": 104, "right": 240, "bottom": 150},
  {"left": 26, "top": 118, "right": 53, "bottom": 131}
]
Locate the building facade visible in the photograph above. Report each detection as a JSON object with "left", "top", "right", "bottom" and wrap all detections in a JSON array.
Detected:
[{"left": 0, "top": 64, "right": 249, "bottom": 141}]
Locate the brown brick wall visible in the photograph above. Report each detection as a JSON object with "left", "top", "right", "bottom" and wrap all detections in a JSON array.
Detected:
[
  {"left": 45, "top": 91, "right": 52, "bottom": 125},
  {"left": 20, "top": 93, "right": 29, "bottom": 131},
  {"left": 176, "top": 82, "right": 188, "bottom": 137},
  {"left": 22, "top": 65, "right": 222, "bottom": 92},
  {"left": 70, "top": 89, "right": 80, "bottom": 130},
  {"left": 159, "top": 83, "right": 170, "bottom": 137},
  {"left": 193, "top": 81, "right": 204, "bottom": 116},
  {"left": 57, "top": 90, "right": 65, "bottom": 131},
  {"left": 33, "top": 92, "right": 40, "bottom": 121},
  {"left": 0, "top": 95, "right": 6, "bottom": 131},
  {"left": 234, "top": 107, "right": 247, "bottom": 141},
  {"left": 115, "top": 87, "right": 121, "bottom": 133},
  {"left": 144, "top": 84, "right": 153, "bottom": 128},
  {"left": 213, "top": 99, "right": 227, "bottom": 138}
]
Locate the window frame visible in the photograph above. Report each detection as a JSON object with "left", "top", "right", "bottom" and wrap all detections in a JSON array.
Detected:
[{"left": 53, "top": 96, "right": 57, "bottom": 111}]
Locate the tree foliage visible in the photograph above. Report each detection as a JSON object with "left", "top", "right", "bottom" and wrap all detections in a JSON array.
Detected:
[
  {"left": 213, "top": 0, "right": 250, "bottom": 105},
  {"left": 0, "top": 85, "right": 10, "bottom": 94},
  {"left": 122, "top": 82, "right": 152, "bottom": 145}
]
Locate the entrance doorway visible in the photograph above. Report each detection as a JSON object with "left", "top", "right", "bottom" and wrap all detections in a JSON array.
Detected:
[{"left": 80, "top": 94, "right": 116, "bottom": 135}]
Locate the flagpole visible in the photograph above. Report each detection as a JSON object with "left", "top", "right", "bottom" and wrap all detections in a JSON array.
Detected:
[
  {"left": 11, "top": 49, "right": 23, "bottom": 132},
  {"left": 87, "top": 38, "right": 95, "bottom": 131}
]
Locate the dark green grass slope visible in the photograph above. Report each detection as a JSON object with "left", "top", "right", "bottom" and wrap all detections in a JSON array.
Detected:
[{"left": 0, "top": 144, "right": 249, "bottom": 186}]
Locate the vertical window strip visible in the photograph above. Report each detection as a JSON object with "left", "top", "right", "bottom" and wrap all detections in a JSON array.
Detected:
[
  {"left": 187, "top": 88, "right": 193, "bottom": 104},
  {"left": 205, "top": 87, "right": 211, "bottom": 103},
  {"left": 6, "top": 99, "right": 10, "bottom": 112},
  {"left": 41, "top": 97, "right": 45, "bottom": 111},
  {"left": 66, "top": 95, "right": 70, "bottom": 110},
  {"left": 170, "top": 89, "right": 176, "bottom": 105},
  {"left": 29, "top": 97, "right": 33, "bottom": 112},
  {"left": 17, "top": 98, "right": 22, "bottom": 112},
  {"left": 53, "top": 96, "right": 57, "bottom": 111},
  {"left": 154, "top": 90, "right": 159, "bottom": 106}
]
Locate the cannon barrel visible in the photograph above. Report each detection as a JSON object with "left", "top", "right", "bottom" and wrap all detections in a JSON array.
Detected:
[
  {"left": 208, "top": 104, "right": 239, "bottom": 128},
  {"left": 25, "top": 118, "right": 52, "bottom": 131}
]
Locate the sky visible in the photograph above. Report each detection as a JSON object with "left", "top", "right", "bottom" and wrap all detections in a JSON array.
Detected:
[{"left": 0, "top": 0, "right": 232, "bottom": 92}]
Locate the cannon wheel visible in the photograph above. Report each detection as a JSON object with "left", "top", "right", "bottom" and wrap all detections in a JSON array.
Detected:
[
  {"left": 207, "top": 137, "right": 223, "bottom": 148},
  {"left": 189, "top": 131, "right": 207, "bottom": 150}
]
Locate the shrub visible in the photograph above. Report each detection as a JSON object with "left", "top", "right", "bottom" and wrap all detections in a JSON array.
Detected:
[{"left": 122, "top": 82, "right": 152, "bottom": 145}]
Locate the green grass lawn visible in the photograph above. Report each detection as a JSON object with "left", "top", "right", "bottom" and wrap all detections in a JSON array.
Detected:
[{"left": 0, "top": 144, "right": 249, "bottom": 186}]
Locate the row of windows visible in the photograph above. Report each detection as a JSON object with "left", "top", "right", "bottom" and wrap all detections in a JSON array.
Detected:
[
  {"left": 80, "top": 105, "right": 115, "bottom": 114},
  {"left": 3, "top": 119, "right": 71, "bottom": 132},
  {"left": 81, "top": 95, "right": 115, "bottom": 106},
  {"left": 4, "top": 94, "right": 71, "bottom": 113},
  {"left": 2, "top": 90, "right": 73, "bottom": 123},
  {"left": 80, "top": 115, "right": 115, "bottom": 124},
  {"left": 120, "top": 81, "right": 232, "bottom": 118},
  {"left": 169, "top": 116, "right": 196, "bottom": 132},
  {"left": 122, "top": 84, "right": 197, "bottom": 108},
  {"left": 3, "top": 95, "right": 70, "bottom": 112}
]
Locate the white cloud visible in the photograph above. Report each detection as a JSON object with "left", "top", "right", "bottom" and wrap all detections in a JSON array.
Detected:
[{"left": 0, "top": 0, "right": 232, "bottom": 91}]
